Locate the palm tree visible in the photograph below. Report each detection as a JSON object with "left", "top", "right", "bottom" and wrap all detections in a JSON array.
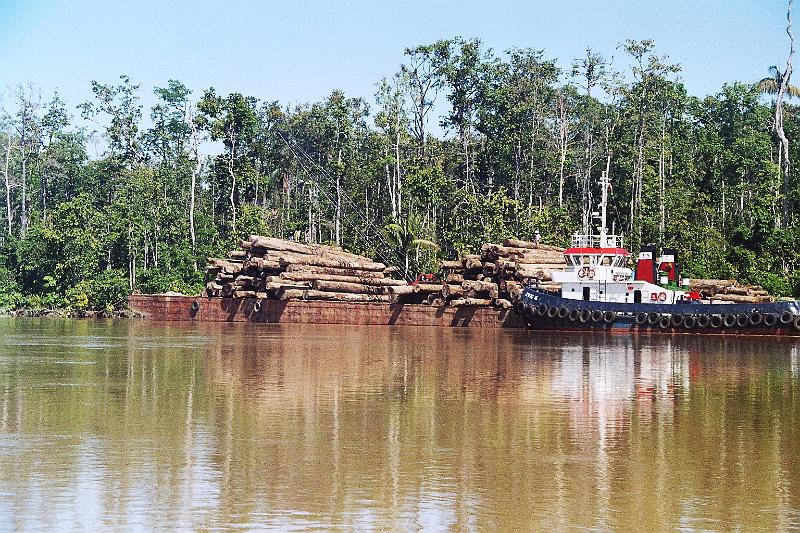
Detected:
[
  {"left": 757, "top": 65, "right": 800, "bottom": 97},
  {"left": 383, "top": 213, "right": 438, "bottom": 277}
]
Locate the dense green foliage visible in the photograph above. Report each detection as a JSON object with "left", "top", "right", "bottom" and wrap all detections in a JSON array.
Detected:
[{"left": 1, "top": 38, "right": 800, "bottom": 310}]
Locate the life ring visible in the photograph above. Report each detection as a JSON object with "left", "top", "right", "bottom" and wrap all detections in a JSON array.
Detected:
[
  {"left": 658, "top": 292, "right": 667, "bottom": 302},
  {"left": 587, "top": 268, "right": 596, "bottom": 279},
  {"left": 578, "top": 268, "right": 587, "bottom": 278}
]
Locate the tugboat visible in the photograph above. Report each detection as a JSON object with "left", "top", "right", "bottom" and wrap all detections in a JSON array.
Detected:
[{"left": 518, "top": 173, "right": 800, "bottom": 335}]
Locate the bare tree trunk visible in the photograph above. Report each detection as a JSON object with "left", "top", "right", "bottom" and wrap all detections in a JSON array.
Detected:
[
  {"left": 776, "top": 0, "right": 795, "bottom": 227},
  {"left": 395, "top": 111, "right": 402, "bottom": 215},
  {"left": 227, "top": 126, "right": 237, "bottom": 234},
  {"left": 659, "top": 115, "right": 666, "bottom": 240},
  {"left": 20, "top": 157, "right": 27, "bottom": 238},
  {"left": 188, "top": 105, "right": 201, "bottom": 271},
  {"left": 3, "top": 139, "right": 12, "bottom": 234}
]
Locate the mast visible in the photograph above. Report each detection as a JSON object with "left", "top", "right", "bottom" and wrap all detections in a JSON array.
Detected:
[{"left": 599, "top": 171, "right": 609, "bottom": 248}]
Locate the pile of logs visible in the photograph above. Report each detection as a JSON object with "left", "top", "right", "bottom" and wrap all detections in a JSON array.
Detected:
[
  {"left": 433, "top": 238, "right": 566, "bottom": 308},
  {"left": 204, "top": 235, "right": 566, "bottom": 308},
  {"left": 689, "top": 279, "right": 775, "bottom": 303},
  {"left": 205, "top": 236, "right": 412, "bottom": 303}
]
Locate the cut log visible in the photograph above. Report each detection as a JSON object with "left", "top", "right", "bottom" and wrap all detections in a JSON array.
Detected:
[
  {"left": 387, "top": 285, "right": 417, "bottom": 295},
  {"left": 441, "top": 284, "right": 465, "bottom": 299},
  {"left": 463, "top": 255, "right": 483, "bottom": 270},
  {"left": 462, "top": 280, "right": 498, "bottom": 293},
  {"left": 233, "top": 290, "right": 257, "bottom": 298},
  {"left": 712, "top": 294, "right": 765, "bottom": 304},
  {"left": 277, "top": 272, "right": 404, "bottom": 286},
  {"left": 228, "top": 250, "right": 248, "bottom": 259},
  {"left": 445, "top": 272, "right": 464, "bottom": 284},
  {"left": 312, "top": 280, "right": 390, "bottom": 294},
  {"left": 277, "top": 289, "right": 394, "bottom": 302},
  {"left": 284, "top": 264, "right": 386, "bottom": 278},
  {"left": 265, "top": 281, "right": 311, "bottom": 292},
  {"left": 494, "top": 298, "right": 512, "bottom": 309},
  {"left": 245, "top": 257, "right": 282, "bottom": 271},
  {"left": 440, "top": 260, "right": 464, "bottom": 270},
  {"left": 413, "top": 283, "right": 445, "bottom": 293},
  {"left": 450, "top": 297, "right": 492, "bottom": 307},
  {"left": 278, "top": 255, "right": 386, "bottom": 271}
]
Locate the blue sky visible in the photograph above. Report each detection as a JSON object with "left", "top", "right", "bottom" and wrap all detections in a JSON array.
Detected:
[{"left": 0, "top": 0, "right": 793, "bottom": 125}]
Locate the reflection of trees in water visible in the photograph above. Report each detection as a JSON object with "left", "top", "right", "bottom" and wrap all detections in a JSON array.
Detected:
[{"left": 2, "top": 321, "right": 800, "bottom": 530}]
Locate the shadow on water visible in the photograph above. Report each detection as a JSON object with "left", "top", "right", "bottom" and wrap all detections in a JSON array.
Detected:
[{"left": 0, "top": 318, "right": 799, "bottom": 531}]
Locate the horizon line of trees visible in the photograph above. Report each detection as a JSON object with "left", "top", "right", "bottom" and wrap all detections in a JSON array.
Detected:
[{"left": 1, "top": 35, "right": 800, "bottom": 311}]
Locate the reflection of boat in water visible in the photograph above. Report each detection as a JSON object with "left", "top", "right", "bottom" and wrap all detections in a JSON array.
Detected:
[{"left": 516, "top": 173, "right": 800, "bottom": 336}]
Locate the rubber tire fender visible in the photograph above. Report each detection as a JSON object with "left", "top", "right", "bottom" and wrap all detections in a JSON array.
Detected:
[
  {"left": 794, "top": 316, "right": 800, "bottom": 331},
  {"left": 603, "top": 311, "right": 616, "bottom": 324},
  {"left": 683, "top": 315, "right": 696, "bottom": 329},
  {"left": 780, "top": 311, "right": 795, "bottom": 325},
  {"left": 696, "top": 314, "right": 711, "bottom": 328},
  {"left": 710, "top": 315, "right": 724, "bottom": 328},
  {"left": 579, "top": 309, "right": 592, "bottom": 323},
  {"left": 524, "top": 305, "right": 535, "bottom": 318},
  {"left": 591, "top": 310, "right": 603, "bottom": 323},
  {"left": 635, "top": 312, "right": 648, "bottom": 325},
  {"left": 658, "top": 315, "right": 672, "bottom": 329},
  {"left": 253, "top": 299, "right": 262, "bottom": 313},
  {"left": 736, "top": 314, "right": 749, "bottom": 328},
  {"left": 647, "top": 312, "right": 660, "bottom": 325},
  {"left": 547, "top": 306, "right": 560, "bottom": 318},
  {"left": 536, "top": 303, "right": 549, "bottom": 316},
  {"left": 748, "top": 311, "right": 763, "bottom": 326},
  {"left": 670, "top": 314, "right": 684, "bottom": 328},
  {"left": 557, "top": 306, "right": 570, "bottom": 319},
  {"left": 723, "top": 314, "right": 737, "bottom": 328},
  {"left": 763, "top": 313, "right": 779, "bottom": 327},
  {"left": 568, "top": 308, "right": 580, "bottom": 322},
  {"left": 514, "top": 302, "right": 525, "bottom": 315}
]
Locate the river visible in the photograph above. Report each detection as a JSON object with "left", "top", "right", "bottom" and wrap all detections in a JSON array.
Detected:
[{"left": 0, "top": 318, "right": 799, "bottom": 530}]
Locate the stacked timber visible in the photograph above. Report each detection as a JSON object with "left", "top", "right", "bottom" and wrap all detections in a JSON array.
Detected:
[
  {"left": 689, "top": 278, "right": 775, "bottom": 303},
  {"left": 205, "top": 236, "right": 411, "bottom": 303},
  {"left": 435, "top": 238, "right": 566, "bottom": 308}
]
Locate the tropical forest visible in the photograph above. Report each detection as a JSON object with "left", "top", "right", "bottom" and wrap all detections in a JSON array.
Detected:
[{"left": 1, "top": 37, "right": 800, "bottom": 312}]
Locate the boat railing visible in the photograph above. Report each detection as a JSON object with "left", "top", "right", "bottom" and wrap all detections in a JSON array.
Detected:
[{"left": 570, "top": 233, "right": 624, "bottom": 249}]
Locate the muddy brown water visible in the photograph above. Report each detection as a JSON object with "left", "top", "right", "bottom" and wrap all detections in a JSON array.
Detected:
[{"left": 1, "top": 318, "right": 800, "bottom": 531}]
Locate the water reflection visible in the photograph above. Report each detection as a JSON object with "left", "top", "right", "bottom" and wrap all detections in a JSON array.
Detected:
[{"left": 0, "top": 318, "right": 799, "bottom": 530}]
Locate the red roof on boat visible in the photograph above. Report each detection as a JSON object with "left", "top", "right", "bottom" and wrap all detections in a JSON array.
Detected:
[{"left": 563, "top": 247, "right": 630, "bottom": 256}]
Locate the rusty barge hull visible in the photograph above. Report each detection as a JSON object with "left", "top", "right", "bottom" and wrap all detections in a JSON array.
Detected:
[{"left": 127, "top": 295, "right": 525, "bottom": 328}]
